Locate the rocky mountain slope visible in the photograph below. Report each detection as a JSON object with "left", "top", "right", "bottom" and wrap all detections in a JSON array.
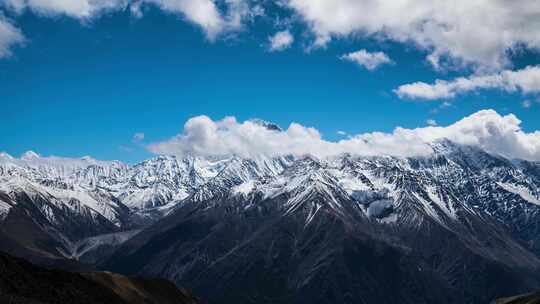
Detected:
[
  {"left": 101, "top": 141, "right": 540, "bottom": 304},
  {"left": 0, "top": 151, "right": 250, "bottom": 262}
]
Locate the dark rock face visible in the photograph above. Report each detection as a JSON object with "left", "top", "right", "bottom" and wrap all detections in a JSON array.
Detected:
[
  {"left": 102, "top": 179, "right": 540, "bottom": 304},
  {"left": 0, "top": 190, "right": 119, "bottom": 259},
  {"left": 0, "top": 251, "right": 201, "bottom": 304}
]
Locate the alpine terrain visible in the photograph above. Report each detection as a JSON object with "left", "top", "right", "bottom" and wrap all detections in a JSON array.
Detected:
[{"left": 2, "top": 137, "right": 540, "bottom": 303}]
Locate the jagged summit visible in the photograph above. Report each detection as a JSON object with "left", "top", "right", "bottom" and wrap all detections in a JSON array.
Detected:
[{"left": 249, "top": 118, "right": 283, "bottom": 131}]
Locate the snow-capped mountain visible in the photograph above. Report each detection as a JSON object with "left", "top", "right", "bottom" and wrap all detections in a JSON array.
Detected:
[
  {"left": 0, "top": 151, "right": 292, "bottom": 261},
  {"left": 98, "top": 141, "right": 539, "bottom": 304},
  {"left": 3, "top": 141, "right": 540, "bottom": 303}
]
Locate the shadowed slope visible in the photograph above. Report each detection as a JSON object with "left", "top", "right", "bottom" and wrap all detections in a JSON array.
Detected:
[
  {"left": 0, "top": 251, "right": 201, "bottom": 304},
  {"left": 495, "top": 290, "right": 540, "bottom": 304}
]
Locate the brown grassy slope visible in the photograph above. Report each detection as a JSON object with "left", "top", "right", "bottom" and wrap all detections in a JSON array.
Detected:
[
  {"left": 0, "top": 251, "right": 201, "bottom": 304},
  {"left": 495, "top": 291, "right": 540, "bottom": 304},
  {"left": 84, "top": 272, "right": 200, "bottom": 304}
]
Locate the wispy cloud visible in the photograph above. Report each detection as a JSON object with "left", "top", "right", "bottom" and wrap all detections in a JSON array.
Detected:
[
  {"left": 340, "top": 49, "right": 392, "bottom": 71},
  {"left": 268, "top": 30, "right": 294, "bottom": 52},
  {"left": 132, "top": 132, "right": 145, "bottom": 142},
  {"left": 2, "top": 0, "right": 127, "bottom": 19},
  {"left": 521, "top": 99, "right": 540, "bottom": 108},
  {"left": 0, "top": 15, "right": 25, "bottom": 58}
]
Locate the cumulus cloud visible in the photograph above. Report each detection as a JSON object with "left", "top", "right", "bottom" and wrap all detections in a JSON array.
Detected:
[
  {"left": 144, "top": 0, "right": 225, "bottom": 39},
  {"left": 1, "top": 0, "right": 257, "bottom": 39},
  {"left": 395, "top": 66, "right": 540, "bottom": 100},
  {"left": 340, "top": 49, "right": 391, "bottom": 70},
  {"left": 147, "top": 115, "right": 430, "bottom": 158},
  {"left": 147, "top": 110, "right": 540, "bottom": 161},
  {"left": 132, "top": 0, "right": 261, "bottom": 39},
  {"left": 0, "top": 16, "right": 25, "bottom": 58},
  {"left": 284, "top": 0, "right": 540, "bottom": 70},
  {"left": 268, "top": 30, "right": 294, "bottom": 52}
]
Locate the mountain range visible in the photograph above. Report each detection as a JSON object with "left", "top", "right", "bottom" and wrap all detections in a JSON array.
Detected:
[{"left": 2, "top": 138, "right": 540, "bottom": 303}]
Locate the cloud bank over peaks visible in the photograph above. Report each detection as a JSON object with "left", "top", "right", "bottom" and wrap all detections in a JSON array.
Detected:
[{"left": 147, "top": 110, "right": 540, "bottom": 161}]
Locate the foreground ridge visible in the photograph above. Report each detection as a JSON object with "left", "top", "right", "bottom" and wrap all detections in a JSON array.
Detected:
[{"left": 0, "top": 250, "right": 201, "bottom": 304}]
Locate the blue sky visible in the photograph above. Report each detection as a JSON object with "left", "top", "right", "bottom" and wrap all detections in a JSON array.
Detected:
[{"left": 1, "top": 1, "right": 540, "bottom": 163}]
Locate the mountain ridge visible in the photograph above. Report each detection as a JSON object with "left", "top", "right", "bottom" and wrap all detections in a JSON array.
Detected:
[
  {"left": 2, "top": 141, "right": 540, "bottom": 302},
  {"left": 0, "top": 250, "right": 201, "bottom": 304}
]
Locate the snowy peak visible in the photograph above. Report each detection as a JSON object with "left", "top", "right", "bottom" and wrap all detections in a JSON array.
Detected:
[
  {"left": 429, "top": 139, "right": 512, "bottom": 170},
  {"left": 0, "top": 152, "right": 14, "bottom": 161},
  {"left": 1, "top": 142, "right": 540, "bottom": 254},
  {"left": 20, "top": 150, "right": 40, "bottom": 160},
  {"left": 0, "top": 151, "right": 125, "bottom": 181},
  {"left": 190, "top": 155, "right": 292, "bottom": 202}
]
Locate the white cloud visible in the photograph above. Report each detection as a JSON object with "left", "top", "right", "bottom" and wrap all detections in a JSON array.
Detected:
[
  {"left": 0, "top": 16, "right": 25, "bottom": 58},
  {"left": 2, "top": 0, "right": 128, "bottom": 19},
  {"left": 1, "top": 0, "right": 257, "bottom": 40},
  {"left": 336, "top": 130, "right": 347, "bottom": 136},
  {"left": 129, "top": 0, "right": 143, "bottom": 18},
  {"left": 340, "top": 49, "right": 391, "bottom": 70},
  {"left": 411, "top": 110, "right": 540, "bottom": 161},
  {"left": 144, "top": 0, "right": 224, "bottom": 39},
  {"left": 395, "top": 66, "right": 540, "bottom": 100},
  {"left": 521, "top": 99, "right": 540, "bottom": 109},
  {"left": 133, "top": 0, "right": 259, "bottom": 39},
  {"left": 268, "top": 30, "right": 294, "bottom": 52},
  {"left": 284, "top": 0, "right": 540, "bottom": 71},
  {"left": 147, "top": 110, "right": 540, "bottom": 161},
  {"left": 132, "top": 132, "right": 145, "bottom": 142},
  {"left": 426, "top": 119, "right": 437, "bottom": 126}
]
